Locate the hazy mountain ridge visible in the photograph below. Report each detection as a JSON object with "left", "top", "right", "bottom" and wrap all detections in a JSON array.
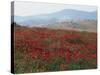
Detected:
[
  {"left": 13, "top": 9, "right": 97, "bottom": 25},
  {"left": 12, "top": 9, "right": 97, "bottom": 32}
]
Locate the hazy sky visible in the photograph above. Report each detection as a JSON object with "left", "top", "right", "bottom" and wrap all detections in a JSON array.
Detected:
[{"left": 14, "top": 1, "right": 97, "bottom": 16}]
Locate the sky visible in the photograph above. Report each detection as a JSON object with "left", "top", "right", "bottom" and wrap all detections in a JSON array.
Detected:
[{"left": 13, "top": 1, "right": 97, "bottom": 16}]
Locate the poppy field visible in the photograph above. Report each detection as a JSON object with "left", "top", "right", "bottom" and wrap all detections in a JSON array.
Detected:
[{"left": 13, "top": 25, "right": 97, "bottom": 73}]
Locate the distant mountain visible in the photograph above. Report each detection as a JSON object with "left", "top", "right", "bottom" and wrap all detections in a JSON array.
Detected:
[
  {"left": 13, "top": 9, "right": 97, "bottom": 26},
  {"left": 49, "top": 9, "right": 97, "bottom": 20}
]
